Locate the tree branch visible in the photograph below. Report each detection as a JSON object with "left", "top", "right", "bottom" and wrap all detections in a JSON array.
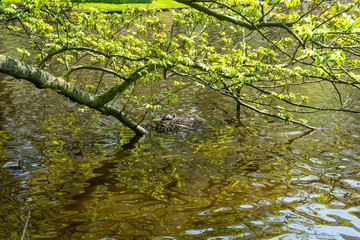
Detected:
[
  {"left": 174, "top": 0, "right": 294, "bottom": 31},
  {"left": 38, "top": 46, "right": 149, "bottom": 69},
  {"left": 62, "top": 65, "right": 128, "bottom": 82},
  {"left": 0, "top": 54, "right": 147, "bottom": 135}
]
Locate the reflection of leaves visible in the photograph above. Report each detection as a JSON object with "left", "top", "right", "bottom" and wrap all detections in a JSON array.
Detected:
[
  {"left": 111, "top": 125, "right": 259, "bottom": 202},
  {"left": 0, "top": 130, "right": 11, "bottom": 162},
  {"left": 4, "top": 110, "right": 357, "bottom": 239}
]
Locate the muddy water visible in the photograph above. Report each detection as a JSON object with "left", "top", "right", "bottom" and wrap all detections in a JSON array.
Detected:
[{"left": 1, "top": 30, "right": 360, "bottom": 240}]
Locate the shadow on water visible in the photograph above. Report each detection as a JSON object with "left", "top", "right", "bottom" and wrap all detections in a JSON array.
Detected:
[
  {"left": 66, "top": 134, "right": 144, "bottom": 209},
  {"left": 54, "top": 134, "right": 149, "bottom": 238}
]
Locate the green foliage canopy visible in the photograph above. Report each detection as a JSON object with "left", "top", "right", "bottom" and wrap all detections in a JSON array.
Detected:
[{"left": 0, "top": 0, "right": 359, "bottom": 134}]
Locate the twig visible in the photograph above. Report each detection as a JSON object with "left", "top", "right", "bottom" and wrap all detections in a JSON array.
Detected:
[{"left": 20, "top": 211, "right": 30, "bottom": 240}]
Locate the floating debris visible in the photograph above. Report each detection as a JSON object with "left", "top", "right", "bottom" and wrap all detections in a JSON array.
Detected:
[{"left": 144, "top": 115, "right": 204, "bottom": 133}]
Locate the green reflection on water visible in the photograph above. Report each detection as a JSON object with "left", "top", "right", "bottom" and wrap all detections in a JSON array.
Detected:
[{"left": 2, "top": 112, "right": 359, "bottom": 239}]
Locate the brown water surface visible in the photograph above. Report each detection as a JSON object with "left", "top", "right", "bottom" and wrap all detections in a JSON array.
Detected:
[{"left": 1, "top": 24, "right": 360, "bottom": 240}]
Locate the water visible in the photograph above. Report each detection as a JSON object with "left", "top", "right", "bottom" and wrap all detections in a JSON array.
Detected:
[
  {"left": 1, "top": 69, "right": 360, "bottom": 240},
  {"left": 1, "top": 23, "right": 360, "bottom": 240}
]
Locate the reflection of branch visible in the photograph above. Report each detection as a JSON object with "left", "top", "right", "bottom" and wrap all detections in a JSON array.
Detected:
[
  {"left": 20, "top": 211, "right": 31, "bottom": 240},
  {"left": 63, "top": 134, "right": 146, "bottom": 214},
  {"left": 286, "top": 129, "right": 316, "bottom": 145},
  {"left": 117, "top": 134, "right": 144, "bottom": 152}
]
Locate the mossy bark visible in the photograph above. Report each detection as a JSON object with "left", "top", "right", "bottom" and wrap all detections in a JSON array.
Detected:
[{"left": 0, "top": 54, "right": 148, "bottom": 135}]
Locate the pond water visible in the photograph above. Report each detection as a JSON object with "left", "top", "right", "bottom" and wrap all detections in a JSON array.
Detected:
[{"left": 1, "top": 24, "right": 360, "bottom": 240}]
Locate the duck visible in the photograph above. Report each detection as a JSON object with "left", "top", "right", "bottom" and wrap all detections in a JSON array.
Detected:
[{"left": 162, "top": 114, "right": 175, "bottom": 121}]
